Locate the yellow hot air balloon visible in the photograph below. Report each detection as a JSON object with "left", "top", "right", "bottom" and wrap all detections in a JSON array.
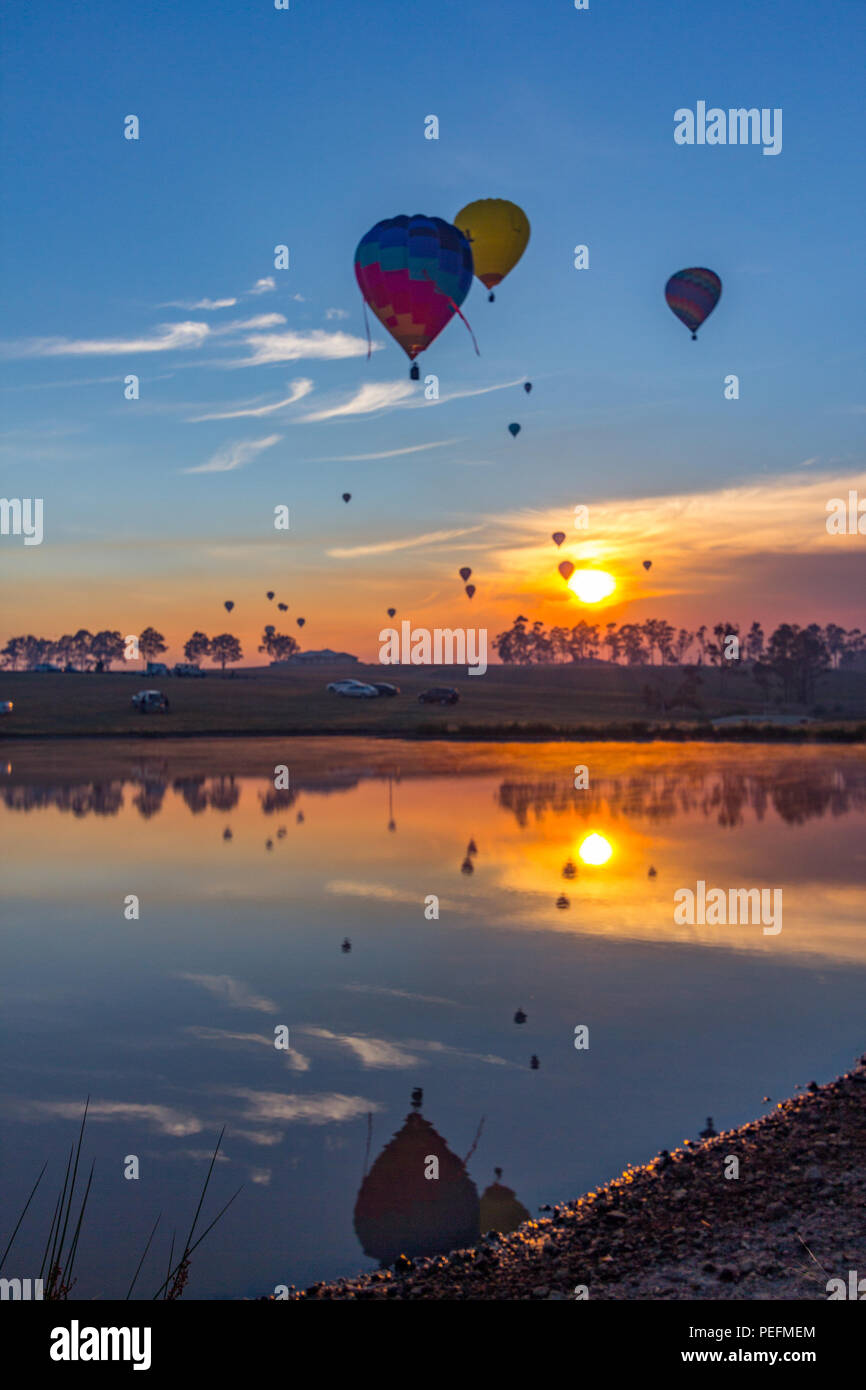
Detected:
[{"left": 454, "top": 198, "right": 530, "bottom": 301}]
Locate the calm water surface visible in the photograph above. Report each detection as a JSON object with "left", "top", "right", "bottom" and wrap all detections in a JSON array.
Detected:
[{"left": 1, "top": 739, "right": 864, "bottom": 1298}]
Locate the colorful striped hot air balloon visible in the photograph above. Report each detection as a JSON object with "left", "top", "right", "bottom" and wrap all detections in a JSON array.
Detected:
[
  {"left": 454, "top": 198, "right": 530, "bottom": 301},
  {"left": 665, "top": 267, "right": 722, "bottom": 340},
  {"left": 354, "top": 215, "right": 475, "bottom": 379}
]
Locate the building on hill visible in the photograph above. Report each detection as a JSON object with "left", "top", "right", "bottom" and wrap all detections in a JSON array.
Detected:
[{"left": 271, "top": 648, "right": 359, "bottom": 666}]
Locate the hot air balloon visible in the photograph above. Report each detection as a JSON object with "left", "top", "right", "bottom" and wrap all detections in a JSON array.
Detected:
[
  {"left": 296, "top": 618, "right": 305, "bottom": 628},
  {"left": 524, "top": 382, "right": 532, "bottom": 394},
  {"left": 353, "top": 1090, "right": 480, "bottom": 1264},
  {"left": 458, "top": 567, "right": 472, "bottom": 582},
  {"left": 224, "top": 600, "right": 234, "bottom": 613},
  {"left": 354, "top": 215, "right": 475, "bottom": 379},
  {"left": 454, "top": 198, "right": 530, "bottom": 301},
  {"left": 643, "top": 560, "right": 652, "bottom": 571},
  {"left": 514, "top": 1008, "right": 527, "bottom": 1025},
  {"left": 508, "top": 423, "right": 521, "bottom": 438},
  {"left": 266, "top": 591, "right": 275, "bottom": 600},
  {"left": 479, "top": 1168, "right": 531, "bottom": 1236},
  {"left": 558, "top": 560, "right": 574, "bottom": 582},
  {"left": 552, "top": 531, "right": 566, "bottom": 547},
  {"left": 387, "top": 607, "right": 396, "bottom": 618},
  {"left": 342, "top": 492, "right": 351, "bottom": 503},
  {"left": 465, "top": 584, "right": 475, "bottom": 599},
  {"left": 277, "top": 602, "right": 288, "bottom": 612},
  {"left": 665, "top": 267, "right": 722, "bottom": 340}
]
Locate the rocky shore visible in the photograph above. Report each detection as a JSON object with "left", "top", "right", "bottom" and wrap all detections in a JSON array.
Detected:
[{"left": 287, "top": 1055, "right": 866, "bottom": 1300}]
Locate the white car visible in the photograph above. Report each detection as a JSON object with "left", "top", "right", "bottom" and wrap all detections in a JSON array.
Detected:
[{"left": 326, "top": 679, "right": 380, "bottom": 698}]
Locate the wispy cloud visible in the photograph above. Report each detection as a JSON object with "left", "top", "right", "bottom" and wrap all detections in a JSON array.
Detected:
[
  {"left": 249, "top": 277, "right": 276, "bottom": 295},
  {"left": 299, "top": 1027, "right": 418, "bottom": 1069},
  {"left": 188, "top": 379, "right": 313, "bottom": 421},
  {"left": 298, "top": 380, "right": 413, "bottom": 422},
  {"left": 162, "top": 297, "right": 238, "bottom": 310},
  {"left": 187, "top": 1025, "right": 310, "bottom": 1070},
  {"left": 227, "top": 1089, "right": 382, "bottom": 1125},
  {"left": 12, "top": 1099, "right": 202, "bottom": 1136},
  {"left": 175, "top": 972, "right": 279, "bottom": 1010},
  {"left": 182, "top": 433, "right": 282, "bottom": 474},
  {"left": 327, "top": 524, "right": 483, "bottom": 559},
  {"left": 325, "top": 308, "right": 349, "bottom": 320},
  {"left": 0, "top": 321, "right": 210, "bottom": 358},
  {"left": 238, "top": 329, "right": 376, "bottom": 367},
  {"left": 308, "top": 438, "right": 463, "bottom": 463},
  {"left": 210, "top": 313, "right": 286, "bottom": 335}
]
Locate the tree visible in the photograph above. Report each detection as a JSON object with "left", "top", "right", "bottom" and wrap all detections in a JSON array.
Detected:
[
  {"left": 673, "top": 628, "right": 694, "bottom": 664},
  {"left": 603, "top": 623, "right": 621, "bottom": 664},
  {"left": 210, "top": 632, "right": 243, "bottom": 670},
  {"left": 139, "top": 627, "right": 167, "bottom": 663},
  {"left": 91, "top": 630, "right": 125, "bottom": 670},
  {"left": 823, "top": 623, "right": 846, "bottom": 670},
  {"left": 184, "top": 631, "right": 211, "bottom": 665},
  {"left": 0, "top": 636, "right": 26, "bottom": 669},
  {"left": 258, "top": 626, "right": 299, "bottom": 662},
  {"left": 745, "top": 621, "right": 765, "bottom": 663}
]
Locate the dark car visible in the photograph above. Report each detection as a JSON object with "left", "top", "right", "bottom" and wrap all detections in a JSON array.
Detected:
[
  {"left": 418, "top": 687, "right": 459, "bottom": 706},
  {"left": 372, "top": 682, "right": 400, "bottom": 697}
]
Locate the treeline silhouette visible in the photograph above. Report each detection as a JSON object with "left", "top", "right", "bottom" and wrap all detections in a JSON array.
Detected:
[
  {"left": 493, "top": 617, "right": 864, "bottom": 704},
  {"left": 4, "top": 763, "right": 864, "bottom": 829},
  {"left": 0, "top": 625, "right": 301, "bottom": 671}
]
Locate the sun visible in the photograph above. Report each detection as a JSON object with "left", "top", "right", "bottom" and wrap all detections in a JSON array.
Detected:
[
  {"left": 568, "top": 569, "right": 616, "bottom": 604},
  {"left": 578, "top": 832, "right": 613, "bottom": 866}
]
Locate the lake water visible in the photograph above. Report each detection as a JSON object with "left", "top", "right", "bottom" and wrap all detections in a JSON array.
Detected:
[{"left": 1, "top": 739, "right": 864, "bottom": 1299}]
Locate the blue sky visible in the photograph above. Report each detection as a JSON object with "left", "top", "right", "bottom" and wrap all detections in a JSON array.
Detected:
[{"left": 1, "top": 0, "right": 864, "bottom": 656}]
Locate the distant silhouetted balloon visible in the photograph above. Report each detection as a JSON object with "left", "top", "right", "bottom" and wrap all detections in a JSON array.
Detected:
[
  {"left": 514, "top": 1008, "right": 527, "bottom": 1025},
  {"left": 277, "top": 602, "right": 288, "bottom": 612},
  {"left": 465, "top": 584, "right": 475, "bottom": 599},
  {"left": 524, "top": 382, "right": 532, "bottom": 394},
  {"left": 266, "top": 591, "right": 275, "bottom": 600},
  {"left": 224, "top": 600, "right": 234, "bottom": 612},
  {"left": 665, "top": 267, "right": 722, "bottom": 340},
  {"left": 459, "top": 567, "right": 472, "bottom": 582},
  {"left": 643, "top": 560, "right": 652, "bottom": 571},
  {"left": 508, "top": 422, "right": 521, "bottom": 438},
  {"left": 341, "top": 938, "right": 352, "bottom": 954},
  {"left": 342, "top": 493, "right": 351, "bottom": 503},
  {"left": 530, "top": 1055, "right": 540, "bottom": 1070},
  {"left": 558, "top": 560, "right": 574, "bottom": 582},
  {"left": 556, "top": 894, "right": 569, "bottom": 910},
  {"left": 387, "top": 608, "right": 396, "bottom": 618},
  {"left": 461, "top": 856, "right": 474, "bottom": 875},
  {"left": 296, "top": 618, "right": 305, "bottom": 628},
  {"left": 552, "top": 531, "right": 566, "bottom": 547}
]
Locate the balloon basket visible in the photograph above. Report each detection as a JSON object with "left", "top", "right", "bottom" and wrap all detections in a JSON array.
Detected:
[{"left": 409, "top": 363, "right": 420, "bottom": 380}]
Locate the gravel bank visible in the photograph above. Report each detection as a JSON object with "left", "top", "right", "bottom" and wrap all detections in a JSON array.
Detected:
[{"left": 287, "top": 1055, "right": 866, "bottom": 1300}]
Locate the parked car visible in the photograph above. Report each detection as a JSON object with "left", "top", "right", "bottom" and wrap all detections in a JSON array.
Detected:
[
  {"left": 326, "top": 679, "right": 380, "bottom": 698},
  {"left": 33, "top": 662, "right": 62, "bottom": 673},
  {"left": 173, "top": 663, "right": 205, "bottom": 678},
  {"left": 0, "top": 700, "right": 13, "bottom": 715},
  {"left": 418, "top": 687, "right": 459, "bottom": 706},
  {"left": 146, "top": 661, "right": 171, "bottom": 677},
  {"left": 371, "top": 682, "right": 400, "bottom": 697},
  {"left": 131, "top": 689, "right": 170, "bottom": 713}
]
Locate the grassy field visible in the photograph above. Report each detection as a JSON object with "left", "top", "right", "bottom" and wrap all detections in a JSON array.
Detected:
[{"left": 1, "top": 661, "right": 864, "bottom": 740}]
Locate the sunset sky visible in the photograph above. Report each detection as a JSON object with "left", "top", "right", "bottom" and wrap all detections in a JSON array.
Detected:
[{"left": 1, "top": 0, "right": 863, "bottom": 663}]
